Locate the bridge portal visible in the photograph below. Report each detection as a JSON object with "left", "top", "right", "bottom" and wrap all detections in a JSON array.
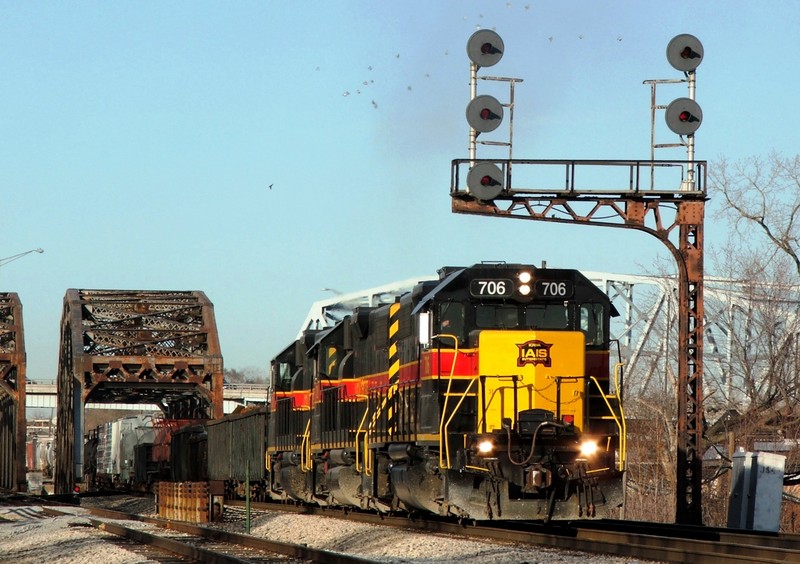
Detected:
[{"left": 54, "top": 289, "right": 223, "bottom": 494}]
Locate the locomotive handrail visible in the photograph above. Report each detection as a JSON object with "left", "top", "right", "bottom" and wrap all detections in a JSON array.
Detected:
[
  {"left": 614, "top": 362, "right": 627, "bottom": 470},
  {"left": 440, "top": 377, "right": 479, "bottom": 470},
  {"left": 589, "top": 367, "right": 627, "bottom": 472},
  {"left": 357, "top": 385, "right": 394, "bottom": 476},
  {"left": 588, "top": 375, "right": 620, "bottom": 463},
  {"left": 354, "top": 405, "right": 371, "bottom": 475},
  {"left": 434, "top": 334, "right": 462, "bottom": 470},
  {"left": 299, "top": 419, "right": 313, "bottom": 473},
  {"left": 359, "top": 386, "right": 390, "bottom": 476}
]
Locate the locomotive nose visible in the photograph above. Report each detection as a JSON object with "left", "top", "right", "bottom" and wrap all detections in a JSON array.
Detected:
[{"left": 476, "top": 329, "right": 586, "bottom": 433}]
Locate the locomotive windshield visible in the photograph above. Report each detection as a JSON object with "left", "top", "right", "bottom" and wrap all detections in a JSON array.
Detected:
[
  {"left": 476, "top": 303, "right": 570, "bottom": 330},
  {"left": 476, "top": 305, "right": 520, "bottom": 328},
  {"left": 433, "top": 301, "right": 607, "bottom": 346}
]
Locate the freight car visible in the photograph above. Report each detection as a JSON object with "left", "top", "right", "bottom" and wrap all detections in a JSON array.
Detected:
[
  {"left": 266, "top": 263, "right": 626, "bottom": 521},
  {"left": 205, "top": 406, "right": 266, "bottom": 499},
  {"left": 26, "top": 435, "right": 54, "bottom": 477},
  {"left": 84, "top": 414, "right": 156, "bottom": 489}
]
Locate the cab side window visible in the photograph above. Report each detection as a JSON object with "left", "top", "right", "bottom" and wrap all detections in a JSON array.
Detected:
[
  {"left": 580, "top": 303, "right": 605, "bottom": 346},
  {"left": 437, "top": 302, "right": 465, "bottom": 343}
]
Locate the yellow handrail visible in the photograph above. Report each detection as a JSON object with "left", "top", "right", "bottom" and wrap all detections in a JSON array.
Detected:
[
  {"left": 440, "top": 376, "right": 478, "bottom": 469},
  {"left": 356, "top": 333, "right": 461, "bottom": 475},
  {"left": 613, "top": 362, "right": 627, "bottom": 469},
  {"left": 589, "top": 365, "right": 627, "bottom": 471},
  {"left": 299, "top": 418, "right": 312, "bottom": 472},
  {"left": 433, "top": 334, "right": 460, "bottom": 470},
  {"left": 354, "top": 404, "right": 371, "bottom": 474},
  {"left": 356, "top": 404, "right": 372, "bottom": 476},
  {"left": 361, "top": 385, "right": 393, "bottom": 476}
]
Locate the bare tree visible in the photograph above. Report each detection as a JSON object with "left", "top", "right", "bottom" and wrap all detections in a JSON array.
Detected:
[
  {"left": 712, "top": 152, "right": 800, "bottom": 276},
  {"left": 708, "top": 153, "right": 800, "bottom": 411},
  {"left": 622, "top": 154, "right": 800, "bottom": 527},
  {"left": 223, "top": 366, "right": 267, "bottom": 384},
  {"left": 702, "top": 152, "right": 800, "bottom": 527}
]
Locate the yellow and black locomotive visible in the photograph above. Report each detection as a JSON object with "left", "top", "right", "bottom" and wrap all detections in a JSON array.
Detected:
[{"left": 268, "top": 262, "right": 625, "bottom": 521}]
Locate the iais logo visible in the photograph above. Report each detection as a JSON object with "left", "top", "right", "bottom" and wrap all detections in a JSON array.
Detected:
[{"left": 516, "top": 340, "right": 553, "bottom": 367}]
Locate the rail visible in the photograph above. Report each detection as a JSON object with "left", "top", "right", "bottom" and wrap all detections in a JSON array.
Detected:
[
  {"left": 43, "top": 505, "right": 378, "bottom": 563},
  {"left": 230, "top": 498, "right": 800, "bottom": 563}
]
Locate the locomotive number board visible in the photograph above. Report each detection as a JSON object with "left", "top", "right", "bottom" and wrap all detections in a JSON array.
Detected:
[
  {"left": 469, "top": 278, "right": 574, "bottom": 299},
  {"left": 534, "top": 279, "right": 574, "bottom": 298}
]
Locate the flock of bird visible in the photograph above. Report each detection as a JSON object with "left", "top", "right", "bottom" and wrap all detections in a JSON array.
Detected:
[{"left": 329, "top": 6, "right": 624, "bottom": 112}]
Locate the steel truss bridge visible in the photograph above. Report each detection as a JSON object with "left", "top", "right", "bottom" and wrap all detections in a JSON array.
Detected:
[
  {"left": 301, "top": 270, "right": 752, "bottom": 411},
  {"left": 54, "top": 289, "right": 223, "bottom": 494}
]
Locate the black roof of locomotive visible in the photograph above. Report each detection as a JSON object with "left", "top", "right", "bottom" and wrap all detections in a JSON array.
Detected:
[{"left": 412, "top": 263, "right": 618, "bottom": 316}]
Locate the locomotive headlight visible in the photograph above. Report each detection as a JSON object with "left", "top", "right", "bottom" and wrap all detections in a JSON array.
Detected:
[
  {"left": 579, "top": 440, "right": 599, "bottom": 458},
  {"left": 478, "top": 440, "right": 494, "bottom": 454},
  {"left": 518, "top": 271, "right": 532, "bottom": 283},
  {"left": 518, "top": 284, "right": 532, "bottom": 296}
]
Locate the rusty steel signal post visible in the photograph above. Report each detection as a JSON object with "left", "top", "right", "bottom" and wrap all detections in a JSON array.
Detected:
[{"left": 455, "top": 32, "right": 706, "bottom": 525}]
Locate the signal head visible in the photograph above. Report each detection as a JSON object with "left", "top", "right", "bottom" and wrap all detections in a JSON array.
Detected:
[
  {"left": 467, "top": 29, "right": 504, "bottom": 68},
  {"left": 666, "top": 34, "right": 704, "bottom": 72},
  {"left": 466, "top": 95, "right": 504, "bottom": 133},
  {"left": 466, "top": 162, "right": 504, "bottom": 201},
  {"left": 665, "top": 97, "right": 703, "bottom": 135}
]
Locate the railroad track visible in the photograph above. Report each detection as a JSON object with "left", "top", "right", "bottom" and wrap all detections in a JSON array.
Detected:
[
  {"left": 228, "top": 499, "right": 800, "bottom": 563},
  {"left": 41, "top": 505, "right": 378, "bottom": 563}
]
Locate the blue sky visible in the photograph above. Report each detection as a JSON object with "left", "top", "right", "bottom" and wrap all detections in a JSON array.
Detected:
[{"left": 2, "top": 1, "right": 799, "bottom": 381}]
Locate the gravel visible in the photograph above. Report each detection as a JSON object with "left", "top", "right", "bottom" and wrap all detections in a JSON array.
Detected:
[
  {"left": 2, "top": 496, "right": 665, "bottom": 563},
  {"left": 87, "top": 495, "right": 662, "bottom": 563}
]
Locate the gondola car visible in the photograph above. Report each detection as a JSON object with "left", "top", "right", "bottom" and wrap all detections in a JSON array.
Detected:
[
  {"left": 206, "top": 406, "right": 266, "bottom": 499},
  {"left": 266, "top": 262, "right": 626, "bottom": 521}
]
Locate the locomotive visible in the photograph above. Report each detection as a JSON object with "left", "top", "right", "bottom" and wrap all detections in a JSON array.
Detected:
[
  {"left": 266, "top": 262, "right": 626, "bottom": 520},
  {"left": 85, "top": 262, "right": 627, "bottom": 521}
]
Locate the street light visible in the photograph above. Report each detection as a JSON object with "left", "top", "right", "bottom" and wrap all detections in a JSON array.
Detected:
[
  {"left": 0, "top": 248, "right": 44, "bottom": 289},
  {"left": 0, "top": 248, "right": 44, "bottom": 268}
]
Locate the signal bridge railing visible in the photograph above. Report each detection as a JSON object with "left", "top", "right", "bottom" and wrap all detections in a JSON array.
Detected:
[{"left": 451, "top": 159, "right": 707, "bottom": 199}]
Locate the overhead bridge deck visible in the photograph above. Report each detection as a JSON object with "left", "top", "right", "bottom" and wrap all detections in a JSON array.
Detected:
[{"left": 26, "top": 382, "right": 267, "bottom": 413}]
